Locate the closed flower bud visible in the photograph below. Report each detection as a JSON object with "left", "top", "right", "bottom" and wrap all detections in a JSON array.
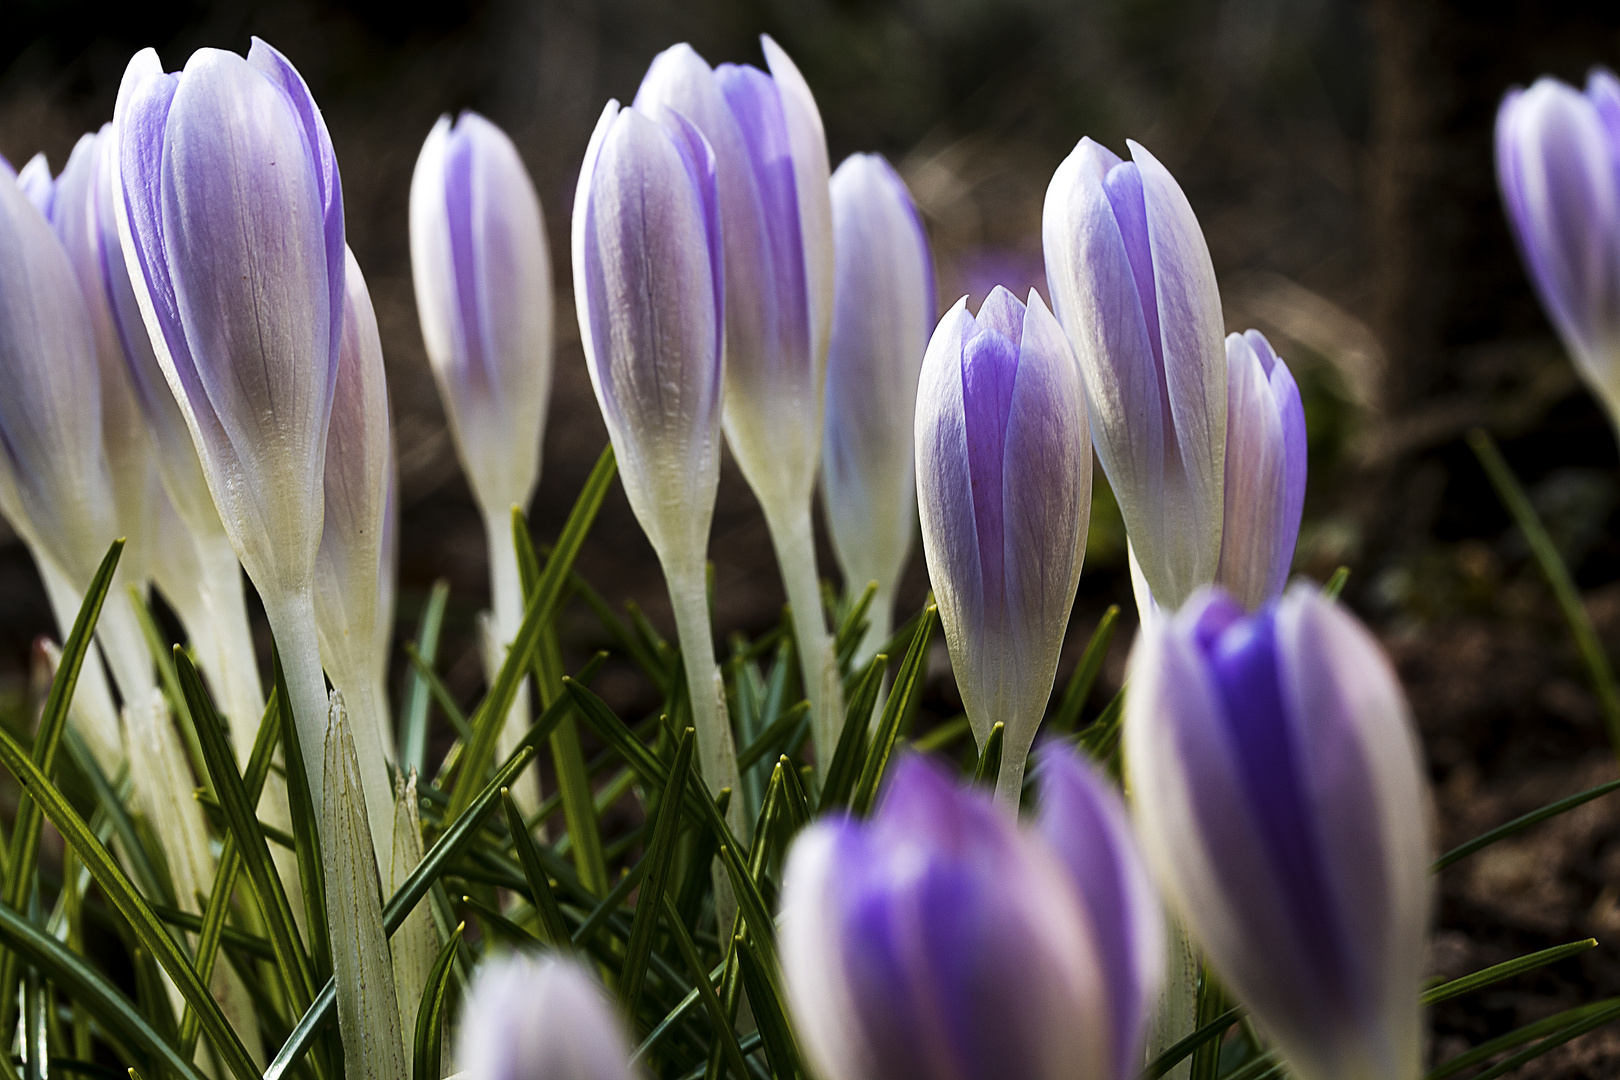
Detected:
[
  {"left": 1497, "top": 71, "right": 1620, "bottom": 430},
  {"left": 1043, "top": 138, "right": 1226, "bottom": 612},
  {"left": 315, "top": 249, "right": 398, "bottom": 868},
  {"left": 1214, "top": 330, "right": 1306, "bottom": 611},
  {"left": 113, "top": 38, "right": 346, "bottom": 791},
  {"left": 409, "top": 110, "right": 553, "bottom": 641},
  {"left": 915, "top": 287, "right": 1091, "bottom": 804},
  {"left": 456, "top": 953, "right": 636, "bottom": 1080},
  {"left": 1124, "top": 586, "right": 1432, "bottom": 1080},
  {"left": 821, "top": 153, "right": 935, "bottom": 657},
  {"left": 781, "top": 753, "right": 1152, "bottom": 1080}
]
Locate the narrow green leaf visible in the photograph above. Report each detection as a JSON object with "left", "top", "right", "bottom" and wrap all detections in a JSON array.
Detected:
[
  {"left": 852, "top": 604, "right": 938, "bottom": 816},
  {"left": 1453, "top": 998, "right": 1620, "bottom": 1080},
  {"left": 1143, "top": 1006, "right": 1245, "bottom": 1079},
  {"left": 501, "top": 789, "right": 571, "bottom": 949},
  {"left": 834, "top": 581, "right": 879, "bottom": 668},
  {"left": 733, "top": 933, "right": 804, "bottom": 1080},
  {"left": 0, "top": 903, "right": 208, "bottom": 1080},
  {"left": 1469, "top": 428, "right": 1620, "bottom": 756},
  {"left": 1050, "top": 605, "right": 1119, "bottom": 734},
  {"left": 1425, "top": 997, "right": 1620, "bottom": 1080},
  {"left": 402, "top": 643, "right": 472, "bottom": 742},
  {"left": 411, "top": 923, "right": 465, "bottom": 1080},
  {"left": 973, "top": 723, "right": 1004, "bottom": 788},
  {"left": 129, "top": 587, "right": 211, "bottom": 794},
  {"left": 273, "top": 650, "right": 331, "bottom": 992},
  {"left": 1423, "top": 939, "right": 1598, "bottom": 1004},
  {"left": 569, "top": 570, "right": 668, "bottom": 690},
  {"left": 400, "top": 579, "right": 451, "bottom": 774},
  {"left": 1435, "top": 779, "right": 1620, "bottom": 871},
  {"left": 1077, "top": 684, "right": 1127, "bottom": 774},
  {"left": 819, "top": 655, "right": 883, "bottom": 811},
  {"left": 775, "top": 756, "right": 811, "bottom": 839},
  {"left": 621, "top": 727, "right": 695, "bottom": 1020},
  {"left": 1190, "top": 966, "right": 1229, "bottom": 1080},
  {"left": 451, "top": 445, "right": 616, "bottom": 821},
  {"left": 1321, "top": 565, "right": 1351, "bottom": 601},
  {"left": 912, "top": 715, "right": 971, "bottom": 753},
  {"left": 738, "top": 701, "right": 811, "bottom": 773},
  {"left": 175, "top": 650, "right": 317, "bottom": 1017},
  {"left": 0, "top": 722, "right": 259, "bottom": 1080},
  {"left": 652, "top": 896, "right": 749, "bottom": 1080}
]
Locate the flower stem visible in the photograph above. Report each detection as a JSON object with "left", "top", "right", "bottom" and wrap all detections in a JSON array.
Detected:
[
  {"left": 484, "top": 506, "right": 540, "bottom": 815},
  {"left": 194, "top": 530, "right": 266, "bottom": 761},
  {"left": 261, "top": 586, "right": 331, "bottom": 827},
  {"left": 762, "top": 501, "right": 844, "bottom": 778}
]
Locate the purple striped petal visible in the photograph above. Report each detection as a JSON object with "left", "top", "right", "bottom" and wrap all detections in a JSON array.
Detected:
[
  {"left": 822, "top": 153, "right": 934, "bottom": 617},
  {"left": 408, "top": 110, "right": 552, "bottom": 518},
  {"left": 1124, "top": 586, "right": 1431, "bottom": 1080}
]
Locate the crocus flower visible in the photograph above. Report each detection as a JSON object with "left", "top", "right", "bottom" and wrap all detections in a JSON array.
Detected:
[
  {"left": 1124, "top": 586, "right": 1431, "bottom": 1080},
  {"left": 1042, "top": 138, "right": 1226, "bottom": 613},
  {"left": 821, "top": 153, "right": 935, "bottom": 661},
  {"left": 315, "top": 249, "right": 398, "bottom": 868},
  {"left": 1214, "top": 330, "right": 1306, "bottom": 610},
  {"left": 113, "top": 39, "right": 345, "bottom": 800},
  {"left": 1497, "top": 70, "right": 1620, "bottom": 432},
  {"left": 780, "top": 751, "right": 1160, "bottom": 1080},
  {"left": 914, "top": 287, "right": 1091, "bottom": 804},
  {"left": 634, "top": 39, "right": 844, "bottom": 763},
  {"left": 456, "top": 954, "right": 637, "bottom": 1080},
  {"left": 572, "top": 99, "right": 741, "bottom": 830}
]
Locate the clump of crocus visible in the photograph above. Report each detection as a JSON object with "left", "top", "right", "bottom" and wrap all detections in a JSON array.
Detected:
[
  {"left": 1497, "top": 70, "right": 1620, "bottom": 439},
  {"left": 113, "top": 39, "right": 346, "bottom": 805},
  {"left": 1043, "top": 137, "right": 1226, "bottom": 615},
  {"left": 1215, "top": 329, "right": 1306, "bottom": 610},
  {"left": 572, "top": 97, "right": 741, "bottom": 832},
  {"left": 456, "top": 953, "right": 638, "bottom": 1080},
  {"left": 1125, "top": 585, "right": 1432, "bottom": 1080},
  {"left": 821, "top": 153, "right": 935, "bottom": 665},
  {"left": 410, "top": 111, "right": 553, "bottom": 810},
  {"left": 914, "top": 287, "right": 1091, "bottom": 806},
  {"left": 780, "top": 748, "right": 1162, "bottom": 1080},
  {"left": 635, "top": 39, "right": 845, "bottom": 765}
]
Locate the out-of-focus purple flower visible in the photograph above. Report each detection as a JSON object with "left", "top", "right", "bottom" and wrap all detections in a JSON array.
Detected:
[
  {"left": 781, "top": 751, "right": 1160, "bottom": 1080},
  {"left": 409, "top": 110, "right": 553, "bottom": 553},
  {"left": 914, "top": 287, "right": 1091, "bottom": 803},
  {"left": 1043, "top": 138, "right": 1226, "bottom": 612},
  {"left": 634, "top": 36, "right": 833, "bottom": 514},
  {"left": 1497, "top": 70, "right": 1620, "bottom": 429},
  {"left": 1124, "top": 586, "right": 1431, "bottom": 1080},
  {"left": 112, "top": 39, "right": 344, "bottom": 603},
  {"left": 456, "top": 953, "right": 636, "bottom": 1080},
  {"left": 315, "top": 249, "right": 398, "bottom": 866},
  {"left": 1214, "top": 330, "right": 1306, "bottom": 610},
  {"left": 821, "top": 153, "right": 935, "bottom": 655}
]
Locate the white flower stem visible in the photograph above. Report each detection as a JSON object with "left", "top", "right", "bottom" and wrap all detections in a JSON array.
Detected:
[
  {"left": 194, "top": 530, "right": 266, "bottom": 757},
  {"left": 761, "top": 501, "right": 844, "bottom": 778},
  {"left": 262, "top": 586, "right": 331, "bottom": 826},
  {"left": 96, "top": 589, "right": 157, "bottom": 703},
  {"left": 484, "top": 506, "right": 540, "bottom": 815},
  {"left": 994, "top": 743, "right": 1029, "bottom": 812}
]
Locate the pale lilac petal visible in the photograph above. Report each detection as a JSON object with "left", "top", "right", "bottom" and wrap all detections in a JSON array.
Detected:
[
  {"left": 16, "top": 154, "right": 53, "bottom": 218},
  {"left": 821, "top": 153, "right": 933, "bottom": 608},
  {"left": 456, "top": 954, "right": 636, "bottom": 1080}
]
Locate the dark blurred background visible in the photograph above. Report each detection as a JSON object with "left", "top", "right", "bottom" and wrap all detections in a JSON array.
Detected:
[{"left": 7, "top": 0, "right": 1620, "bottom": 1074}]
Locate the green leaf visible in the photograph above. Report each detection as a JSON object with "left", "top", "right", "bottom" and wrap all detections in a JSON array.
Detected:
[
  {"left": 129, "top": 586, "right": 211, "bottom": 795},
  {"left": 175, "top": 650, "right": 317, "bottom": 1019},
  {"left": 1425, "top": 997, "right": 1620, "bottom": 1080},
  {"left": 501, "top": 790, "right": 572, "bottom": 949},
  {"left": 1422, "top": 939, "right": 1598, "bottom": 1005},
  {"left": 1435, "top": 780, "right": 1620, "bottom": 871},
  {"left": 0, "top": 720, "right": 258, "bottom": 1080},
  {"left": 1321, "top": 565, "right": 1351, "bottom": 601},
  {"left": 833, "top": 581, "right": 879, "bottom": 668},
  {"left": 1050, "top": 605, "right": 1119, "bottom": 734},
  {"left": 1442, "top": 997, "right": 1620, "bottom": 1080},
  {"left": 411, "top": 922, "right": 463, "bottom": 1080},
  {"left": 852, "top": 604, "right": 938, "bottom": 816},
  {"left": 1077, "top": 684, "right": 1126, "bottom": 776},
  {"left": 450, "top": 445, "right": 616, "bottom": 821},
  {"left": 620, "top": 726, "right": 694, "bottom": 1021},
  {"left": 737, "top": 701, "right": 811, "bottom": 773},
  {"left": 912, "top": 715, "right": 971, "bottom": 753},
  {"left": 1190, "top": 965, "right": 1228, "bottom": 1080},
  {"left": 733, "top": 932, "right": 804, "bottom": 1080},
  {"left": 651, "top": 895, "right": 749, "bottom": 1080},
  {"left": 818, "top": 655, "right": 883, "bottom": 811},
  {"left": 273, "top": 651, "right": 331, "bottom": 990},
  {"left": 1469, "top": 428, "right": 1620, "bottom": 755},
  {"left": 973, "top": 723, "right": 1004, "bottom": 788},
  {"left": 402, "top": 643, "right": 472, "bottom": 742},
  {"left": 569, "top": 570, "right": 669, "bottom": 690},
  {"left": 0, "top": 539, "right": 123, "bottom": 1007},
  {"left": 263, "top": 746, "right": 538, "bottom": 1080},
  {"left": 1142, "top": 1005, "right": 1245, "bottom": 1079},
  {"left": 400, "top": 579, "right": 451, "bottom": 774},
  {"left": 0, "top": 903, "right": 208, "bottom": 1080}
]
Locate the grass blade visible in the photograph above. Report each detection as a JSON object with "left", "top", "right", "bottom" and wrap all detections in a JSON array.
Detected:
[
  {"left": 818, "top": 656, "right": 883, "bottom": 811},
  {"left": 1423, "top": 939, "right": 1597, "bottom": 1004},
  {"left": 973, "top": 723, "right": 1004, "bottom": 788},
  {"left": 1321, "top": 565, "right": 1350, "bottom": 600},
  {"left": 733, "top": 932, "right": 804, "bottom": 1080},
  {"left": 851, "top": 604, "right": 938, "bottom": 816},
  {"left": 651, "top": 895, "right": 749, "bottom": 1080},
  {"left": 501, "top": 790, "right": 571, "bottom": 949},
  {"left": 411, "top": 923, "right": 464, "bottom": 1080},
  {"left": 400, "top": 579, "right": 451, "bottom": 774},
  {"left": 273, "top": 651, "right": 332, "bottom": 988},
  {"left": 1435, "top": 779, "right": 1620, "bottom": 872},
  {"left": 1050, "top": 605, "right": 1119, "bottom": 734},
  {"left": 620, "top": 726, "right": 694, "bottom": 1021}
]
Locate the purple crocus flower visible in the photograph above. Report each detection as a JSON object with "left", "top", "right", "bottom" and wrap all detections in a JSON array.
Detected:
[
  {"left": 634, "top": 39, "right": 846, "bottom": 763},
  {"left": 112, "top": 38, "right": 346, "bottom": 802},
  {"left": 1214, "top": 330, "right": 1306, "bottom": 610},
  {"left": 572, "top": 99, "right": 742, "bottom": 833},
  {"left": 1043, "top": 138, "right": 1226, "bottom": 613},
  {"left": 1497, "top": 70, "right": 1620, "bottom": 431},
  {"left": 780, "top": 750, "right": 1161, "bottom": 1080},
  {"left": 914, "top": 287, "right": 1091, "bottom": 804},
  {"left": 1124, "top": 586, "right": 1431, "bottom": 1080},
  {"left": 821, "top": 153, "right": 936, "bottom": 662},
  {"left": 456, "top": 953, "right": 637, "bottom": 1080}
]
